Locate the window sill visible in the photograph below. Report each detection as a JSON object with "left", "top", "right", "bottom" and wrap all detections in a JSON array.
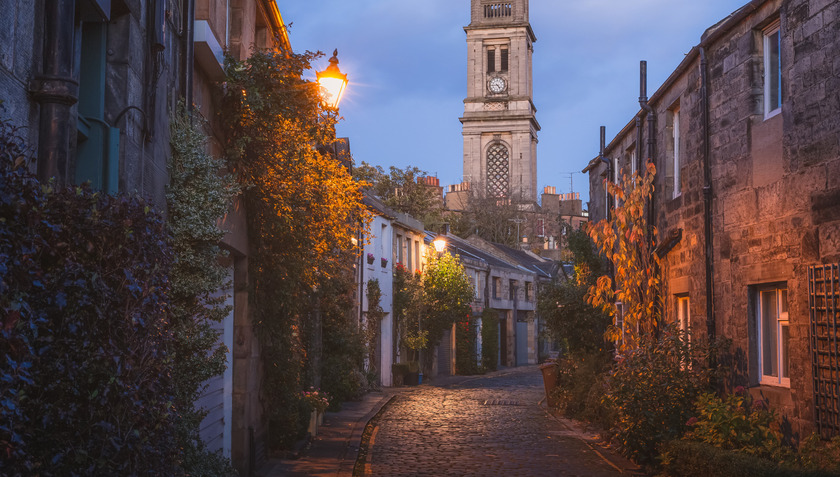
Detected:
[
  {"left": 764, "top": 107, "right": 781, "bottom": 121},
  {"left": 757, "top": 378, "right": 790, "bottom": 389}
]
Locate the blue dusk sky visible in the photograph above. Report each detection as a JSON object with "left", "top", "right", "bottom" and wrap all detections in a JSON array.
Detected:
[{"left": 279, "top": 1, "right": 742, "bottom": 207}]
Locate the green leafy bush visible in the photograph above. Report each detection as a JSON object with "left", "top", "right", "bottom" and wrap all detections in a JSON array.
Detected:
[
  {"left": 661, "top": 440, "right": 836, "bottom": 477},
  {"left": 0, "top": 120, "right": 182, "bottom": 474},
  {"left": 604, "top": 327, "right": 725, "bottom": 466},
  {"left": 480, "top": 309, "right": 500, "bottom": 371},
  {"left": 548, "top": 351, "right": 614, "bottom": 428},
  {"left": 421, "top": 252, "right": 474, "bottom": 349},
  {"left": 455, "top": 315, "right": 480, "bottom": 375},
  {"left": 685, "top": 388, "right": 790, "bottom": 461},
  {"left": 319, "top": 276, "right": 367, "bottom": 410},
  {"left": 537, "top": 229, "right": 610, "bottom": 356},
  {"left": 799, "top": 434, "right": 840, "bottom": 473}
]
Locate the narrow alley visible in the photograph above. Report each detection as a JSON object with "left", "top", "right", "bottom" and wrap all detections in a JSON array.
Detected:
[{"left": 358, "top": 367, "right": 639, "bottom": 476}]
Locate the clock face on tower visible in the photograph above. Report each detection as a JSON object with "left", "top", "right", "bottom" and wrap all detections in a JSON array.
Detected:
[{"left": 488, "top": 76, "right": 507, "bottom": 94}]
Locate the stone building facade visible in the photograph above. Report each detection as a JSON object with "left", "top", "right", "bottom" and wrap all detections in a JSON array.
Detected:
[
  {"left": 584, "top": 0, "right": 840, "bottom": 437},
  {"left": 0, "top": 1, "right": 290, "bottom": 472},
  {"left": 461, "top": 0, "right": 540, "bottom": 203}
]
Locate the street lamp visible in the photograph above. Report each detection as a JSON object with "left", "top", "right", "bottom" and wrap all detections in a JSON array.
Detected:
[
  {"left": 317, "top": 49, "right": 348, "bottom": 109},
  {"left": 432, "top": 236, "right": 447, "bottom": 254}
]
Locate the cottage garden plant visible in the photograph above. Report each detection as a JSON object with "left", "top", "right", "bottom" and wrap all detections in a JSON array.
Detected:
[
  {"left": 301, "top": 388, "right": 331, "bottom": 414},
  {"left": 540, "top": 164, "right": 840, "bottom": 474}
]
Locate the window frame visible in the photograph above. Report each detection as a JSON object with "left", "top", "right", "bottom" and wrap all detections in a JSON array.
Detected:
[
  {"left": 487, "top": 47, "right": 496, "bottom": 74},
  {"left": 756, "top": 285, "right": 790, "bottom": 387},
  {"left": 676, "top": 295, "right": 690, "bottom": 333},
  {"left": 763, "top": 21, "right": 782, "bottom": 120}
]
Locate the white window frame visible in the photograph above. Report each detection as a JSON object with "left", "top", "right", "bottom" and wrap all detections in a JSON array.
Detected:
[
  {"left": 614, "top": 301, "right": 625, "bottom": 347},
  {"left": 672, "top": 106, "right": 681, "bottom": 198},
  {"left": 676, "top": 295, "right": 690, "bottom": 333},
  {"left": 613, "top": 157, "right": 619, "bottom": 184},
  {"left": 763, "top": 21, "right": 782, "bottom": 119},
  {"left": 757, "top": 286, "right": 790, "bottom": 387}
]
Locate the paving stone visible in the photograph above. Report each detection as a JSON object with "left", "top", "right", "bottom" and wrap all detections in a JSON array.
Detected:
[{"left": 363, "top": 366, "right": 641, "bottom": 476}]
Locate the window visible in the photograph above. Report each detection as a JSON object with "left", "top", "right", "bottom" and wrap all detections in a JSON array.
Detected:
[
  {"left": 613, "top": 157, "right": 619, "bottom": 184},
  {"left": 628, "top": 145, "right": 637, "bottom": 178},
  {"left": 672, "top": 106, "right": 681, "bottom": 197},
  {"left": 525, "top": 282, "right": 533, "bottom": 301},
  {"left": 757, "top": 286, "right": 789, "bottom": 387},
  {"left": 500, "top": 47, "right": 509, "bottom": 71},
  {"left": 395, "top": 234, "right": 403, "bottom": 265},
  {"left": 614, "top": 301, "right": 625, "bottom": 347},
  {"left": 487, "top": 48, "right": 495, "bottom": 73},
  {"left": 763, "top": 21, "right": 781, "bottom": 118},
  {"left": 402, "top": 236, "right": 409, "bottom": 266},
  {"left": 509, "top": 279, "right": 516, "bottom": 300},
  {"left": 76, "top": 21, "right": 120, "bottom": 194},
  {"left": 676, "top": 295, "right": 690, "bottom": 332},
  {"left": 612, "top": 157, "right": 621, "bottom": 207},
  {"left": 484, "top": 3, "right": 513, "bottom": 18},
  {"left": 414, "top": 241, "right": 420, "bottom": 271},
  {"left": 381, "top": 224, "right": 388, "bottom": 263},
  {"left": 486, "top": 142, "right": 510, "bottom": 197},
  {"left": 492, "top": 277, "right": 501, "bottom": 299}
]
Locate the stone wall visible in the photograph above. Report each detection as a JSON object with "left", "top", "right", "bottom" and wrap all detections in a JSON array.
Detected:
[{"left": 586, "top": 0, "right": 840, "bottom": 437}]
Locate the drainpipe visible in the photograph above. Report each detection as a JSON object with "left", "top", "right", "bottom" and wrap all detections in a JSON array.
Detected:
[
  {"left": 33, "top": 0, "right": 78, "bottom": 183},
  {"left": 599, "top": 125, "right": 611, "bottom": 221},
  {"left": 700, "top": 47, "right": 716, "bottom": 343},
  {"left": 639, "top": 60, "right": 661, "bottom": 332},
  {"left": 635, "top": 116, "right": 643, "bottom": 173},
  {"left": 639, "top": 61, "right": 657, "bottom": 235},
  {"left": 182, "top": 0, "right": 196, "bottom": 110}
]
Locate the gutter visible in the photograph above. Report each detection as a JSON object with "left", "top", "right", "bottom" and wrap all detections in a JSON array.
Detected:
[{"left": 600, "top": 0, "right": 768, "bottom": 155}]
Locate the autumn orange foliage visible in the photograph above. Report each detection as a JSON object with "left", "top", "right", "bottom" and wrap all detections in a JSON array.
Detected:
[{"left": 586, "top": 162, "right": 661, "bottom": 350}]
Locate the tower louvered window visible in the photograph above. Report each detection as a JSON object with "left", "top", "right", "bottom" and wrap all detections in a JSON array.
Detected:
[{"left": 486, "top": 143, "right": 509, "bottom": 197}]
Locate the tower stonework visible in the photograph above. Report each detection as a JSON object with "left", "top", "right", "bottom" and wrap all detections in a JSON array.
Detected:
[{"left": 461, "top": 0, "right": 539, "bottom": 202}]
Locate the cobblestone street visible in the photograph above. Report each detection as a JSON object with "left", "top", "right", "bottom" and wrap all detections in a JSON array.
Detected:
[{"left": 359, "top": 366, "right": 639, "bottom": 476}]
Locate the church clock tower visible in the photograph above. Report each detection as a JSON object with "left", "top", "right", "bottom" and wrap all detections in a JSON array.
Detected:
[{"left": 461, "top": 0, "right": 539, "bottom": 202}]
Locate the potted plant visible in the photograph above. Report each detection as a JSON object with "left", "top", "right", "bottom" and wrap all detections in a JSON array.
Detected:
[
  {"left": 301, "top": 388, "right": 330, "bottom": 436},
  {"left": 366, "top": 253, "right": 375, "bottom": 265},
  {"left": 402, "top": 330, "right": 428, "bottom": 385},
  {"left": 392, "top": 363, "right": 409, "bottom": 386},
  {"left": 381, "top": 257, "right": 388, "bottom": 268}
]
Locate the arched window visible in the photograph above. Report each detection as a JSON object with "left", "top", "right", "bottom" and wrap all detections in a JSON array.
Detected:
[{"left": 486, "top": 143, "right": 509, "bottom": 197}]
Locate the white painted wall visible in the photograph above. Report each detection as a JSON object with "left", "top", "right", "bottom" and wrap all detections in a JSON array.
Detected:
[{"left": 362, "top": 214, "right": 394, "bottom": 386}]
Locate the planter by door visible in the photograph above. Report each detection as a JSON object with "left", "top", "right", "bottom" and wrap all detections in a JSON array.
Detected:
[{"left": 308, "top": 410, "right": 323, "bottom": 436}]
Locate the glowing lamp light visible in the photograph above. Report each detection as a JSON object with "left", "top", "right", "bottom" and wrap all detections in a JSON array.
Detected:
[
  {"left": 432, "top": 236, "right": 447, "bottom": 254},
  {"left": 316, "top": 49, "right": 348, "bottom": 109}
]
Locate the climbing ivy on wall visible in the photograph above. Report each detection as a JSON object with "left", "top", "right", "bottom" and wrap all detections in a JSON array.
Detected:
[
  {"left": 166, "top": 103, "right": 239, "bottom": 474},
  {"left": 220, "top": 47, "right": 369, "bottom": 448}
]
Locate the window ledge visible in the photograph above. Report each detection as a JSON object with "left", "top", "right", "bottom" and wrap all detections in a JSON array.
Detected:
[
  {"left": 194, "top": 20, "right": 225, "bottom": 82},
  {"left": 757, "top": 378, "right": 790, "bottom": 389},
  {"left": 764, "top": 107, "right": 782, "bottom": 121}
]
